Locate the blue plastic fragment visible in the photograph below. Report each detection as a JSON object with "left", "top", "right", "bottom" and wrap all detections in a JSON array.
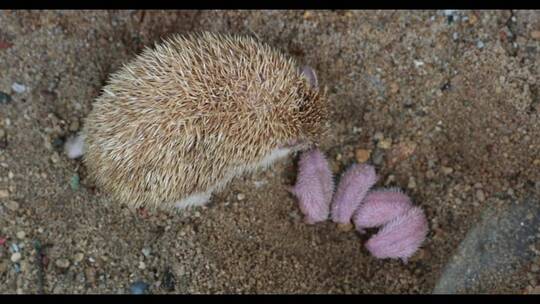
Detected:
[{"left": 130, "top": 281, "right": 150, "bottom": 295}]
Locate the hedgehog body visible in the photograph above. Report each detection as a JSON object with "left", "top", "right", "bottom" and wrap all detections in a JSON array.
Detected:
[{"left": 76, "top": 32, "right": 327, "bottom": 210}]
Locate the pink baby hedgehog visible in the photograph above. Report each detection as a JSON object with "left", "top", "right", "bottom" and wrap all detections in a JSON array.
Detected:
[
  {"left": 289, "top": 148, "right": 334, "bottom": 224},
  {"left": 365, "top": 206, "right": 428, "bottom": 262},
  {"left": 331, "top": 164, "right": 377, "bottom": 224},
  {"left": 353, "top": 188, "right": 413, "bottom": 233}
]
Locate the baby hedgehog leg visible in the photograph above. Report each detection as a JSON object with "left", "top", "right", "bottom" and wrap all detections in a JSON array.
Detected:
[{"left": 64, "top": 133, "right": 85, "bottom": 159}]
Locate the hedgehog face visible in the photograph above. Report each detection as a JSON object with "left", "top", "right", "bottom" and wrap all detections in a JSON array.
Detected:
[
  {"left": 289, "top": 66, "right": 328, "bottom": 148},
  {"left": 271, "top": 67, "right": 327, "bottom": 153},
  {"left": 242, "top": 66, "right": 327, "bottom": 169}
]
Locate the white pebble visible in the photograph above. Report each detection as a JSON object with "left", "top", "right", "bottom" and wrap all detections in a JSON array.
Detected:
[
  {"left": 413, "top": 60, "right": 425, "bottom": 68},
  {"left": 476, "top": 40, "right": 485, "bottom": 49},
  {"left": 11, "top": 252, "right": 21, "bottom": 263},
  {"left": 138, "top": 261, "right": 146, "bottom": 270},
  {"left": 11, "top": 82, "right": 27, "bottom": 93}
]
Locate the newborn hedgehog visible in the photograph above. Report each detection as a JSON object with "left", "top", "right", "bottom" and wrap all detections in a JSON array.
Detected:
[{"left": 66, "top": 32, "right": 328, "bottom": 211}]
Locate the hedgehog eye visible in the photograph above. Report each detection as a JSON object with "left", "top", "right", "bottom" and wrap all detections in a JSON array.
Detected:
[{"left": 297, "top": 101, "right": 309, "bottom": 113}]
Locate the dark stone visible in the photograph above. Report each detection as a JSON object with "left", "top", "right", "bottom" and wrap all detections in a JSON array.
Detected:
[
  {"left": 161, "top": 267, "right": 176, "bottom": 292},
  {"left": 0, "top": 91, "right": 11, "bottom": 104}
]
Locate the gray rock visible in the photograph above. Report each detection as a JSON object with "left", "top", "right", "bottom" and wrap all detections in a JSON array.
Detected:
[{"left": 433, "top": 196, "right": 540, "bottom": 293}]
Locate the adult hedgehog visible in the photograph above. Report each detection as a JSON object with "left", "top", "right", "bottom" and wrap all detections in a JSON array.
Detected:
[{"left": 66, "top": 32, "right": 328, "bottom": 211}]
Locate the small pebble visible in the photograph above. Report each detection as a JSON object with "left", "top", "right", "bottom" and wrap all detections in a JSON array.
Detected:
[
  {"left": 0, "top": 92, "right": 11, "bottom": 104},
  {"left": 387, "top": 141, "right": 417, "bottom": 166},
  {"left": 337, "top": 223, "right": 354, "bottom": 232},
  {"left": 16, "top": 231, "right": 25, "bottom": 239},
  {"left": 476, "top": 40, "right": 485, "bottom": 49},
  {"left": 70, "top": 174, "right": 80, "bottom": 191},
  {"left": 74, "top": 252, "right": 84, "bottom": 263},
  {"left": 237, "top": 193, "right": 245, "bottom": 201},
  {"left": 389, "top": 82, "right": 399, "bottom": 94},
  {"left": 355, "top": 148, "right": 371, "bottom": 163},
  {"left": 372, "top": 149, "right": 385, "bottom": 166},
  {"left": 0, "top": 189, "right": 8, "bottom": 198},
  {"left": 55, "top": 258, "right": 70, "bottom": 269},
  {"left": 385, "top": 174, "right": 396, "bottom": 186},
  {"left": 377, "top": 138, "right": 392, "bottom": 149},
  {"left": 531, "top": 31, "right": 540, "bottom": 40},
  {"left": 468, "top": 13, "right": 478, "bottom": 25},
  {"left": 51, "top": 153, "right": 60, "bottom": 164},
  {"left": 141, "top": 248, "right": 151, "bottom": 257},
  {"left": 476, "top": 189, "right": 486, "bottom": 202},
  {"left": 408, "top": 177, "right": 417, "bottom": 189},
  {"left": 11, "top": 82, "right": 26, "bottom": 93},
  {"left": 441, "top": 166, "right": 453, "bottom": 175},
  {"left": 11, "top": 252, "right": 21, "bottom": 263},
  {"left": 138, "top": 261, "right": 146, "bottom": 270},
  {"left": 130, "top": 281, "right": 150, "bottom": 294},
  {"left": 85, "top": 267, "right": 97, "bottom": 285},
  {"left": 373, "top": 132, "right": 384, "bottom": 141},
  {"left": 288, "top": 211, "right": 300, "bottom": 221}
]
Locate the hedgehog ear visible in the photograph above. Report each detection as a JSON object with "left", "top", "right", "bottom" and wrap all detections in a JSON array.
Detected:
[{"left": 300, "top": 65, "right": 318, "bottom": 88}]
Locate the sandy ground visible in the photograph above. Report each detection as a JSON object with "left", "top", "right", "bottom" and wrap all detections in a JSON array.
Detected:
[{"left": 0, "top": 10, "right": 539, "bottom": 294}]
